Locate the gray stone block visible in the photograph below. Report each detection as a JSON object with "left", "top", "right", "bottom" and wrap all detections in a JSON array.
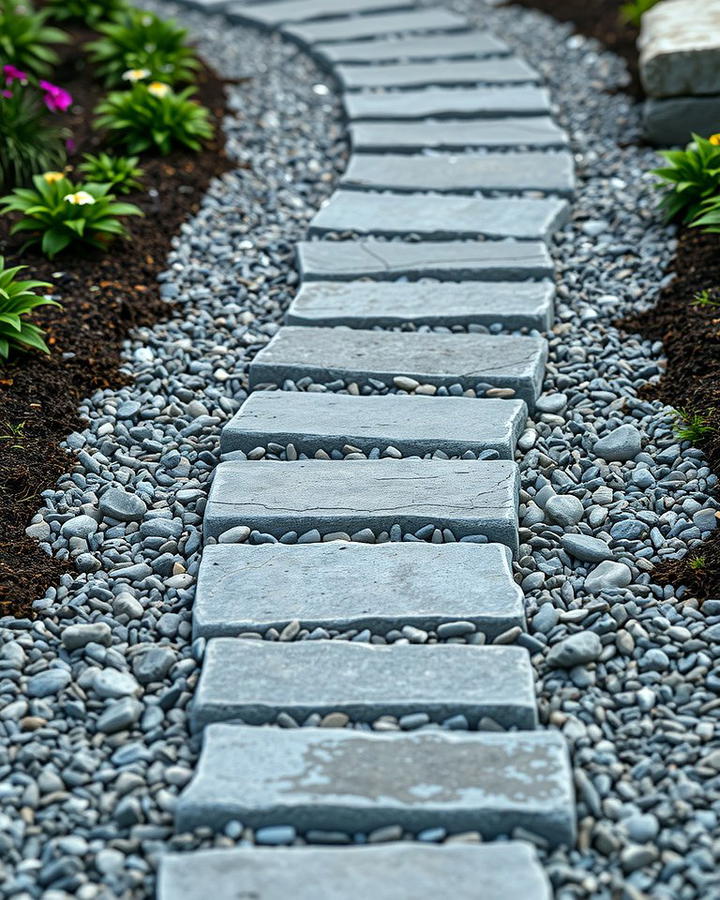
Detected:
[
  {"left": 350, "top": 117, "right": 568, "bottom": 151},
  {"left": 193, "top": 541, "right": 526, "bottom": 639},
  {"left": 226, "top": 0, "right": 413, "bottom": 29},
  {"left": 316, "top": 31, "right": 510, "bottom": 64},
  {"left": 287, "top": 280, "right": 555, "bottom": 330},
  {"left": 203, "top": 458, "right": 520, "bottom": 552},
  {"left": 345, "top": 85, "right": 551, "bottom": 120},
  {"left": 282, "top": 9, "right": 469, "bottom": 48},
  {"left": 308, "top": 190, "right": 569, "bottom": 241},
  {"left": 337, "top": 58, "right": 540, "bottom": 90},
  {"left": 222, "top": 390, "right": 527, "bottom": 457},
  {"left": 297, "top": 239, "right": 554, "bottom": 282},
  {"left": 249, "top": 326, "right": 547, "bottom": 409},
  {"left": 341, "top": 151, "right": 575, "bottom": 196},
  {"left": 158, "top": 843, "right": 552, "bottom": 900},
  {"left": 191, "top": 639, "right": 537, "bottom": 730},
  {"left": 644, "top": 94, "right": 720, "bottom": 145},
  {"left": 176, "top": 724, "right": 576, "bottom": 846}
]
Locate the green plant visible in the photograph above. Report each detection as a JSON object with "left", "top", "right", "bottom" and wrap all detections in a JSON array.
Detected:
[
  {"left": 0, "top": 173, "right": 143, "bottom": 258},
  {"left": 94, "top": 82, "right": 213, "bottom": 155},
  {"left": 692, "top": 289, "right": 720, "bottom": 308},
  {"left": 652, "top": 134, "right": 720, "bottom": 224},
  {"left": 0, "top": 1, "right": 68, "bottom": 77},
  {"left": 619, "top": 0, "right": 660, "bottom": 27},
  {"left": 688, "top": 556, "right": 706, "bottom": 571},
  {"left": 0, "top": 256, "right": 57, "bottom": 359},
  {"left": 45, "top": 0, "right": 128, "bottom": 28},
  {"left": 673, "top": 407, "right": 715, "bottom": 443},
  {"left": 78, "top": 152, "right": 143, "bottom": 193},
  {"left": 690, "top": 193, "right": 720, "bottom": 234},
  {"left": 86, "top": 8, "right": 200, "bottom": 87},
  {"left": 0, "top": 420, "right": 27, "bottom": 448}
]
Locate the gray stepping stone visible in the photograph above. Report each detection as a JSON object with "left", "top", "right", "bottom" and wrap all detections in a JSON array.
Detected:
[
  {"left": 158, "top": 843, "right": 552, "bottom": 900},
  {"left": 286, "top": 280, "right": 555, "bottom": 330},
  {"left": 249, "top": 326, "right": 547, "bottom": 409},
  {"left": 282, "top": 9, "right": 470, "bottom": 47},
  {"left": 226, "top": 0, "right": 413, "bottom": 29},
  {"left": 350, "top": 117, "right": 568, "bottom": 151},
  {"left": 221, "top": 390, "right": 528, "bottom": 457},
  {"left": 341, "top": 151, "right": 575, "bottom": 196},
  {"left": 175, "top": 724, "right": 576, "bottom": 846},
  {"left": 338, "top": 58, "right": 540, "bottom": 90},
  {"left": 297, "top": 239, "right": 554, "bottom": 282},
  {"left": 203, "top": 458, "right": 520, "bottom": 552},
  {"left": 193, "top": 541, "right": 525, "bottom": 639},
  {"left": 308, "top": 190, "right": 569, "bottom": 241},
  {"left": 345, "top": 85, "right": 551, "bottom": 120},
  {"left": 316, "top": 31, "right": 510, "bottom": 64},
  {"left": 191, "top": 639, "right": 537, "bottom": 730}
]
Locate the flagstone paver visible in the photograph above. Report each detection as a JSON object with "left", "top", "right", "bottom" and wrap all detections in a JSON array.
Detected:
[
  {"left": 336, "top": 57, "right": 540, "bottom": 90},
  {"left": 282, "top": 8, "right": 470, "bottom": 47},
  {"left": 226, "top": 0, "right": 414, "bottom": 29},
  {"left": 315, "top": 31, "right": 511, "bottom": 64},
  {"left": 345, "top": 85, "right": 551, "bottom": 120},
  {"left": 350, "top": 117, "right": 568, "bottom": 151}
]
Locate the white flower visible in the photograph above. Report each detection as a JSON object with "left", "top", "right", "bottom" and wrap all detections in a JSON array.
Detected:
[
  {"left": 63, "top": 191, "right": 95, "bottom": 206},
  {"left": 122, "top": 68, "right": 150, "bottom": 83},
  {"left": 147, "top": 81, "right": 171, "bottom": 98}
]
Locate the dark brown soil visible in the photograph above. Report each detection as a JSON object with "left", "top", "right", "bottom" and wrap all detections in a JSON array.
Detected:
[{"left": 0, "top": 27, "right": 233, "bottom": 616}]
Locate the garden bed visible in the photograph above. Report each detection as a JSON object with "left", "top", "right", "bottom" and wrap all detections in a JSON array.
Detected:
[{"left": 0, "top": 24, "right": 231, "bottom": 616}]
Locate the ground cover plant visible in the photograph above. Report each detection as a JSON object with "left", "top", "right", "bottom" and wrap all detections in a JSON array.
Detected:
[
  {"left": 0, "top": 256, "right": 56, "bottom": 358},
  {"left": 78, "top": 151, "right": 144, "bottom": 191}
]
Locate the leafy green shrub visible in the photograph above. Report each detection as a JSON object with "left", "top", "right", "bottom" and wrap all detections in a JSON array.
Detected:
[
  {"left": 0, "top": 173, "right": 143, "bottom": 258},
  {"left": 652, "top": 134, "right": 720, "bottom": 224},
  {"left": 690, "top": 194, "right": 720, "bottom": 234},
  {"left": 86, "top": 9, "right": 200, "bottom": 87},
  {"left": 620, "top": 0, "right": 660, "bottom": 27},
  {"left": 94, "top": 82, "right": 213, "bottom": 155},
  {"left": 0, "top": 256, "right": 57, "bottom": 359},
  {"left": 673, "top": 407, "right": 715, "bottom": 443},
  {"left": 78, "top": 152, "right": 143, "bottom": 193},
  {"left": 46, "top": 0, "right": 128, "bottom": 28},
  {"left": 0, "top": 1, "right": 68, "bottom": 78}
]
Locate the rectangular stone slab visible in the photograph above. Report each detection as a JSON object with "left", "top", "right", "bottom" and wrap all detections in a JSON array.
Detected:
[
  {"left": 350, "top": 118, "right": 568, "bottom": 151},
  {"left": 193, "top": 541, "right": 525, "bottom": 639},
  {"left": 341, "top": 151, "right": 575, "bottom": 196},
  {"left": 345, "top": 86, "right": 551, "bottom": 120},
  {"left": 286, "top": 280, "right": 555, "bottom": 331},
  {"left": 176, "top": 724, "right": 576, "bottom": 846},
  {"left": 221, "top": 390, "right": 528, "bottom": 457},
  {"left": 316, "top": 31, "right": 510, "bottom": 64},
  {"left": 203, "top": 458, "right": 520, "bottom": 552},
  {"left": 282, "top": 9, "right": 470, "bottom": 47},
  {"left": 226, "top": 0, "right": 414, "bottom": 29},
  {"left": 191, "top": 639, "right": 537, "bottom": 731},
  {"left": 337, "top": 58, "right": 540, "bottom": 90},
  {"left": 249, "top": 326, "right": 547, "bottom": 409},
  {"left": 308, "top": 190, "right": 569, "bottom": 241},
  {"left": 297, "top": 239, "right": 554, "bottom": 282},
  {"left": 158, "top": 843, "right": 552, "bottom": 900}
]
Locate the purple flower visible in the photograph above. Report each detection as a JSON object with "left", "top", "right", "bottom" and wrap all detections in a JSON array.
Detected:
[
  {"left": 65, "top": 137, "right": 76, "bottom": 153},
  {"left": 3, "top": 64, "right": 28, "bottom": 85},
  {"left": 39, "top": 80, "right": 73, "bottom": 113}
]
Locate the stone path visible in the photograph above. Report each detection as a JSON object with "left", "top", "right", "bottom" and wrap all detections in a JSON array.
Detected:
[{"left": 162, "top": 0, "right": 576, "bottom": 895}]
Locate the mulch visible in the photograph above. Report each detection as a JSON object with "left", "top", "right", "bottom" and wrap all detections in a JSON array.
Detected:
[{"left": 0, "top": 24, "right": 234, "bottom": 616}]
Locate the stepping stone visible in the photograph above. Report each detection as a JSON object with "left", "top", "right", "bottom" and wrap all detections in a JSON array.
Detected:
[
  {"left": 175, "top": 724, "right": 576, "bottom": 846},
  {"left": 283, "top": 9, "right": 470, "bottom": 48},
  {"left": 316, "top": 31, "right": 510, "bottom": 64},
  {"left": 249, "top": 326, "right": 547, "bottom": 409},
  {"left": 341, "top": 151, "right": 575, "bottom": 196},
  {"left": 350, "top": 117, "right": 568, "bottom": 151},
  {"left": 345, "top": 85, "right": 551, "bottom": 120},
  {"left": 337, "top": 58, "right": 540, "bottom": 90},
  {"left": 226, "top": 0, "right": 413, "bottom": 29},
  {"left": 221, "top": 390, "right": 528, "bottom": 457},
  {"left": 308, "top": 190, "right": 569, "bottom": 241},
  {"left": 297, "top": 239, "right": 554, "bottom": 282},
  {"left": 158, "top": 843, "right": 552, "bottom": 900},
  {"left": 193, "top": 541, "right": 525, "bottom": 639},
  {"left": 191, "top": 639, "right": 537, "bottom": 730},
  {"left": 287, "top": 280, "right": 555, "bottom": 330},
  {"left": 203, "top": 458, "right": 520, "bottom": 552}
]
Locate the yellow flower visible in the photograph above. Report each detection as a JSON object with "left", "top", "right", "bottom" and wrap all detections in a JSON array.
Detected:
[
  {"left": 63, "top": 191, "right": 95, "bottom": 206},
  {"left": 709, "top": 133, "right": 720, "bottom": 146},
  {"left": 147, "top": 81, "right": 171, "bottom": 98},
  {"left": 122, "top": 68, "right": 150, "bottom": 83},
  {"left": 43, "top": 171, "right": 65, "bottom": 184}
]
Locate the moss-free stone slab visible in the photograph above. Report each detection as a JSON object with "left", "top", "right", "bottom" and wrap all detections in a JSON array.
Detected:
[
  {"left": 191, "top": 639, "right": 537, "bottom": 730},
  {"left": 176, "top": 724, "right": 576, "bottom": 846},
  {"left": 308, "top": 190, "right": 569, "bottom": 241},
  {"left": 345, "top": 85, "right": 551, "bottom": 120},
  {"left": 643, "top": 94, "right": 720, "bottom": 145},
  {"left": 341, "top": 151, "right": 574, "bottom": 196},
  {"left": 193, "top": 541, "right": 525, "bottom": 639},
  {"left": 249, "top": 326, "right": 547, "bottom": 409},
  {"left": 226, "top": 0, "right": 413, "bottom": 29},
  {"left": 158, "top": 843, "right": 552, "bottom": 900},
  {"left": 350, "top": 118, "right": 568, "bottom": 151},
  {"left": 337, "top": 58, "right": 540, "bottom": 90},
  {"left": 203, "top": 458, "right": 520, "bottom": 552},
  {"left": 297, "top": 239, "right": 553, "bottom": 282},
  {"left": 316, "top": 31, "right": 510, "bottom": 64},
  {"left": 282, "top": 9, "right": 469, "bottom": 47}
]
